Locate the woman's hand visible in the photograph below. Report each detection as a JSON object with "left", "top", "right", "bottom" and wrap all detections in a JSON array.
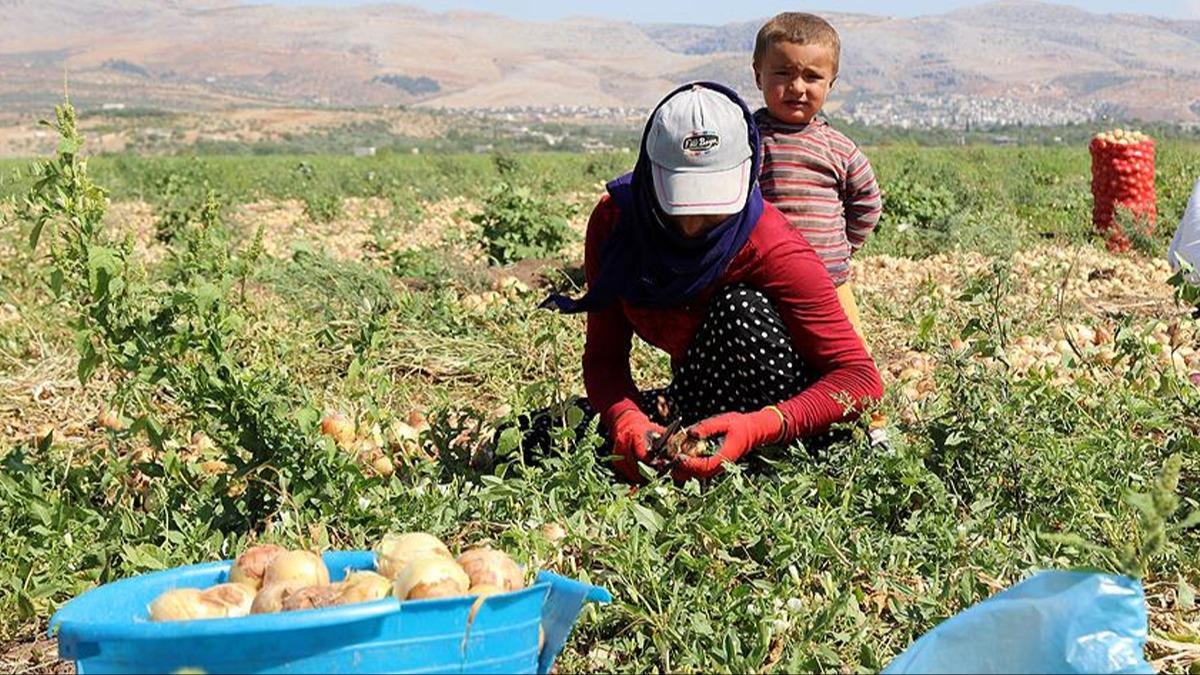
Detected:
[
  {"left": 610, "top": 409, "right": 665, "bottom": 482},
  {"left": 672, "top": 408, "right": 784, "bottom": 480}
]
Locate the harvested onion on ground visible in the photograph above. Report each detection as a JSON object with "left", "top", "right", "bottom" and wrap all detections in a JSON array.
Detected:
[
  {"left": 393, "top": 556, "right": 470, "bottom": 600},
  {"left": 375, "top": 532, "right": 452, "bottom": 579},
  {"left": 457, "top": 548, "right": 524, "bottom": 591}
]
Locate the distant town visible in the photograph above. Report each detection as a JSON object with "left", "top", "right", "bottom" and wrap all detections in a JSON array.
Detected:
[
  {"left": 436, "top": 95, "right": 1166, "bottom": 153},
  {"left": 451, "top": 95, "right": 1119, "bottom": 134}
]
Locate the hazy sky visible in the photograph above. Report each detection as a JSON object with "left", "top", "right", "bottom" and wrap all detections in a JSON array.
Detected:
[{"left": 244, "top": 0, "right": 1200, "bottom": 23}]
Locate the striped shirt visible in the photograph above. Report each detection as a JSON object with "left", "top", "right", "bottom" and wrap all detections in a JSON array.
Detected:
[{"left": 754, "top": 110, "right": 882, "bottom": 286}]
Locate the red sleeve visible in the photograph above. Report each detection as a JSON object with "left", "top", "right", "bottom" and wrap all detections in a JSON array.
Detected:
[
  {"left": 746, "top": 214, "right": 883, "bottom": 439},
  {"left": 581, "top": 196, "right": 642, "bottom": 428}
]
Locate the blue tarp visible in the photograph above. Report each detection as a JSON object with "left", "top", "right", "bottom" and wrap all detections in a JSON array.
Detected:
[{"left": 884, "top": 571, "right": 1152, "bottom": 674}]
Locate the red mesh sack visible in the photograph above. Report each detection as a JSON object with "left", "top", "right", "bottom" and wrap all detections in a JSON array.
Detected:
[{"left": 1089, "top": 129, "right": 1156, "bottom": 252}]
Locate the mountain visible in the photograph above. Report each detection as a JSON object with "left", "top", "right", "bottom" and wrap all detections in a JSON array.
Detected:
[{"left": 1, "top": 0, "right": 1198, "bottom": 122}]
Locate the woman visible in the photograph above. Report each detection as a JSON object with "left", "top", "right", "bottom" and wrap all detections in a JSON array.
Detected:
[{"left": 542, "top": 81, "right": 882, "bottom": 481}]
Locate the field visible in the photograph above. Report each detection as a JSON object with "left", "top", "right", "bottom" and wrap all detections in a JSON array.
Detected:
[{"left": 2, "top": 106, "right": 1199, "bottom": 673}]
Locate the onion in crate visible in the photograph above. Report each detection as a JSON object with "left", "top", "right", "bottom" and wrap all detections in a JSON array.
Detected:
[
  {"left": 281, "top": 584, "right": 344, "bottom": 611},
  {"left": 262, "top": 550, "right": 330, "bottom": 588},
  {"left": 148, "top": 589, "right": 228, "bottom": 622},
  {"left": 374, "top": 532, "right": 451, "bottom": 579},
  {"left": 393, "top": 556, "right": 469, "bottom": 600},
  {"left": 227, "top": 544, "right": 286, "bottom": 590},
  {"left": 457, "top": 548, "right": 524, "bottom": 591},
  {"left": 251, "top": 581, "right": 306, "bottom": 614},
  {"left": 199, "top": 583, "right": 255, "bottom": 618},
  {"left": 335, "top": 571, "right": 393, "bottom": 605}
]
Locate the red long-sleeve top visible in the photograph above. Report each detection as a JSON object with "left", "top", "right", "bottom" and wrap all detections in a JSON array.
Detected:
[{"left": 583, "top": 195, "right": 883, "bottom": 443}]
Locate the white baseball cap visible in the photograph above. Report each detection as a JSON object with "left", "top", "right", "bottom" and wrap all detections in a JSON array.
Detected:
[{"left": 646, "top": 84, "right": 753, "bottom": 216}]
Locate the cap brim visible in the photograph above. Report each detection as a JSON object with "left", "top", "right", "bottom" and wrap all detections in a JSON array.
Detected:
[{"left": 651, "top": 159, "right": 751, "bottom": 216}]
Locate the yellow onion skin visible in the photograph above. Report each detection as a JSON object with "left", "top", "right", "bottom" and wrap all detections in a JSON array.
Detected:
[
  {"left": 251, "top": 581, "right": 306, "bottom": 614},
  {"left": 228, "top": 544, "right": 286, "bottom": 590},
  {"left": 281, "top": 584, "right": 344, "bottom": 612},
  {"left": 199, "top": 583, "right": 255, "bottom": 617},
  {"left": 393, "top": 556, "right": 469, "bottom": 600},
  {"left": 457, "top": 548, "right": 524, "bottom": 591},
  {"left": 262, "top": 550, "right": 330, "bottom": 588},
  {"left": 336, "top": 571, "right": 393, "bottom": 605},
  {"left": 374, "top": 532, "right": 452, "bottom": 580},
  {"left": 467, "top": 583, "right": 504, "bottom": 623},
  {"left": 148, "top": 588, "right": 228, "bottom": 622}
]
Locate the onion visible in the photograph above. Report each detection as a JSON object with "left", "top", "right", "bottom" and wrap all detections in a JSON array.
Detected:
[
  {"left": 320, "top": 412, "right": 356, "bottom": 447},
  {"left": 148, "top": 588, "right": 228, "bottom": 622},
  {"left": 228, "top": 544, "right": 286, "bottom": 590},
  {"left": 374, "top": 532, "right": 452, "bottom": 579},
  {"left": 457, "top": 548, "right": 524, "bottom": 591},
  {"left": 371, "top": 455, "right": 395, "bottom": 478},
  {"left": 336, "top": 571, "right": 393, "bottom": 605},
  {"left": 467, "top": 583, "right": 503, "bottom": 623},
  {"left": 281, "top": 584, "right": 343, "bottom": 612},
  {"left": 199, "top": 583, "right": 255, "bottom": 617},
  {"left": 540, "top": 523, "right": 566, "bottom": 544},
  {"left": 263, "top": 550, "right": 330, "bottom": 588},
  {"left": 393, "top": 556, "right": 469, "bottom": 600},
  {"left": 251, "top": 581, "right": 306, "bottom": 614},
  {"left": 97, "top": 407, "right": 126, "bottom": 431}
]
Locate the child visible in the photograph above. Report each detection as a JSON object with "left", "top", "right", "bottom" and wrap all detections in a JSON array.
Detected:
[{"left": 752, "top": 12, "right": 882, "bottom": 338}]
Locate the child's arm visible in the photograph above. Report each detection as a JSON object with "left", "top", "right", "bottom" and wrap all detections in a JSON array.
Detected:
[{"left": 842, "top": 146, "right": 882, "bottom": 253}]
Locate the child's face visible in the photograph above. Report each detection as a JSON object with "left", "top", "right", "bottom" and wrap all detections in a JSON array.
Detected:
[{"left": 754, "top": 41, "right": 837, "bottom": 125}]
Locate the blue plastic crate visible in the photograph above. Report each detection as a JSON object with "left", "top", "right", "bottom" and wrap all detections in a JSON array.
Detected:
[{"left": 50, "top": 550, "right": 610, "bottom": 674}]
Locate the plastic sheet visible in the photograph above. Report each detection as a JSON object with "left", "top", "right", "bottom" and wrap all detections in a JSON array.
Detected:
[{"left": 884, "top": 571, "right": 1152, "bottom": 674}]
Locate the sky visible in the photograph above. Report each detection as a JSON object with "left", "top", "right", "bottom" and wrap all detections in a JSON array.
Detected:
[{"left": 244, "top": 0, "right": 1200, "bottom": 23}]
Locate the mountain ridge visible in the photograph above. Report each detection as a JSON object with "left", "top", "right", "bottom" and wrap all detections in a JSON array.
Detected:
[{"left": 0, "top": 0, "right": 1197, "bottom": 122}]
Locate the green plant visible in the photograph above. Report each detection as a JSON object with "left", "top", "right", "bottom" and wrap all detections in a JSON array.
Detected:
[
  {"left": 471, "top": 182, "right": 577, "bottom": 265},
  {"left": 21, "top": 103, "right": 358, "bottom": 534},
  {"left": 303, "top": 192, "right": 344, "bottom": 225},
  {"left": 880, "top": 175, "right": 959, "bottom": 230}
]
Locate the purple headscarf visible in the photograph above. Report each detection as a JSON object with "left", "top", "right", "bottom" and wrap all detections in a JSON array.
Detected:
[{"left": 542, "top": 81, "right": 764, "bottom": 313}]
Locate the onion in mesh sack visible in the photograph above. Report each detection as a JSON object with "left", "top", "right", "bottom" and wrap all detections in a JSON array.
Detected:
[
  {"left": 262, "top": 550, "right": 330, "bottom": 588},
  {"left": 227, "top": 544, "right": 286, "bottom": 590},
  {"left": 457, "top": 548, "right": 524, "bottom": 591},
  {"left": 374, "top": 532, "right": 452, "bottom": 579},
  {"left": 393, "top": 556, "right": 469, "bottom": 600}
]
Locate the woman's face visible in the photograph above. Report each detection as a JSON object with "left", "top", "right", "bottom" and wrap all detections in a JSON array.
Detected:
[{"left": 670, "top": 213, "right": 730, "bottom": 238}]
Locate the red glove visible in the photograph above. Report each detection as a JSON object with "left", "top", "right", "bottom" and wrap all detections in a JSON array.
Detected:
[
  {"left": 672, "top": 408, "right": 784, "bottom": 481},
  {"left": 609, "top": 409, "right": 664, "bottom": 483}
]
